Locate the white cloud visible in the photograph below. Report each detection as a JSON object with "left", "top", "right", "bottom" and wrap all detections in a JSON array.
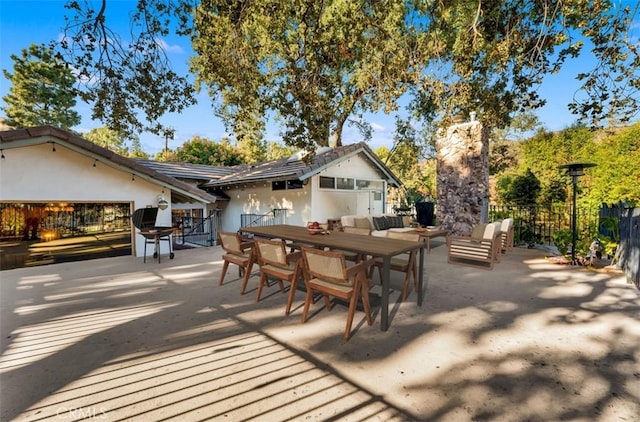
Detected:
[{"left": 156, "top": 38, "right": 184, "bottom": 54}]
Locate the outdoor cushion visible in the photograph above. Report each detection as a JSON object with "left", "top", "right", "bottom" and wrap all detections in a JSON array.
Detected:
[
  {"left": 471, "top": 223, "right": 487, "bottom": 240},
  {"left": 354, "top": 217, "right": 372, "bottom": 229},
  {"left": 386, "top": 215, "right": 404, "bottom": 228},
  {"left": 372, "top": 216, "right": 390, "bottom": 231}
]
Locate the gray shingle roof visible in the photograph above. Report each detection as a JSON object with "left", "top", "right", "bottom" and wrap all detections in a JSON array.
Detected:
[
  {"left": 199, "top": 142, "right": 402, "bottom": 188},
  {"left": 0, "top": 126, "right": 225, "bottom": 204}
]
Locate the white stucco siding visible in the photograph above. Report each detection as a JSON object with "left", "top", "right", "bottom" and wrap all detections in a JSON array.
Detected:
[
  {"left": 220, "top": 185, "right": 311, "bottom": 231},
  {"left": 0, "top": 143, "right": 172, "bottom": 257},
  {"left": 319, "top": 154, "right": 382, "bottom": 179},
  {"left": 310, "top": 154, "right": 387, "bottom": 221}
]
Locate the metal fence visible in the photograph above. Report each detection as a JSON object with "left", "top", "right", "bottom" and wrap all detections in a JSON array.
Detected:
[
  {"left": 487, "top": 204, "right": 601, "bottom": 246},
  {"left": 240, "top": 209, "right": 289, "bottom": 228},
  {"left": 175, "top": 209, "right": 222, "bottom": 247}
]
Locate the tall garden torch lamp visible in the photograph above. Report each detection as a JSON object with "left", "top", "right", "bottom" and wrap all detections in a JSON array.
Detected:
[{"left": 558, "top": 162, "right": 596, "bottom": 264}]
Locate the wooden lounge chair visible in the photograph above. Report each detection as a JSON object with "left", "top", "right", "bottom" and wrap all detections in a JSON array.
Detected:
[
  {"left": 218, "top": 231, "right": 255, "bottom": 293},
  {"left": 253, "top": 237, "right": 303, "bottom": 315},
  {"left": 447, "top": 221, "right": 502, "bottom": 270},
  {"left": 300, "top": 247, "right": 375, "bottom": 342},
  {"left": 500, "top": 218, "right": 515, "bottom": 254}
]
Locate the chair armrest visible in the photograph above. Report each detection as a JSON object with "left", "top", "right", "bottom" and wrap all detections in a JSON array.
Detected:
[
  {"left": 240, "top": 241, "right": 254, "bottom": 252},
  {"left": 346, "top": 257, "right": 376, "bottom": 278}
]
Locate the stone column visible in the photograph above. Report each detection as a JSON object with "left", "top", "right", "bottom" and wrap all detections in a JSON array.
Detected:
[{"left": 436, "top": 119, "right": 489, "bottom": 236}]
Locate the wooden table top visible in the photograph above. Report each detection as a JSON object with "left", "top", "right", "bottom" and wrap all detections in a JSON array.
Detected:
[{"left": 241, "top": 224, "right": 423, "bottom": 258}]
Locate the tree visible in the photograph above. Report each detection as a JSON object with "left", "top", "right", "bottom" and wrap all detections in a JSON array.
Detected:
[
  {"left": 172, "top": 136, "right": 245, "bottom": 166},
  {"left": 58, "top": 1, "right": 638, "bottom": 150},
  {"left": 83, "top": 127, "right": 149, "bottom": 158},
  {"left": 2, "top": 43, "right": 80, "bottom": 130},
  {"left": 409, "top": 1, "right": 639, "bottom": 131},
  {"left": 502, "top": 169, "right": 541, "bottom": 205}
]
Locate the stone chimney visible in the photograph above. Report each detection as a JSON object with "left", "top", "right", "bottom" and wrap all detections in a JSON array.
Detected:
[{"left": 436, "top": 118, "right": 489, "bottom": 236}]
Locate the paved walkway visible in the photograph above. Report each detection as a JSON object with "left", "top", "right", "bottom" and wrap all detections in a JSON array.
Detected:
[{"left": 1, "top": 241, "right": 638, "bottom": 421}]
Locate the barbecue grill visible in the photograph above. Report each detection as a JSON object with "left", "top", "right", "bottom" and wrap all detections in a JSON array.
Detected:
[{"left": 131, "top": 207, "right": 175, "bottom": 263}]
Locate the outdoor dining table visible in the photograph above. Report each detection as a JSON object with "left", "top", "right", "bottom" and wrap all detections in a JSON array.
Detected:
[{"left": 240, "top": 224, "right": 426, "bottom": 331}]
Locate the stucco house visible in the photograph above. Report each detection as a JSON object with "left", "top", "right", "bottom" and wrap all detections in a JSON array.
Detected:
[{"left": 0, "top": 126, "right": 402, "bottom": 264}]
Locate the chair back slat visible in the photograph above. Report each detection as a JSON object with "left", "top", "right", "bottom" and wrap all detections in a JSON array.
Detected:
[
  {"left": 302, "top": 248, "right": 348, "bottom": 283},
  {"left": 256, "top": 238, "right": 288, "bottom": 266},
  {"left": 219, "top": 232, "right": 242, "bottom": 253}
]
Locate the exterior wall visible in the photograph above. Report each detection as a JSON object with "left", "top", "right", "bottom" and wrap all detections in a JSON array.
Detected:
[
  {"left": 436, "top": 120, "right": 489, "bottom": 235},
  {"left": 220, "top": 183, "right": 312, "bottom": 231},
  {"left": 219, "top": 153, "right": 388, "bottom": 231},
  {"left": 0, "top": 142, "right": 172, "bottom": 257}
]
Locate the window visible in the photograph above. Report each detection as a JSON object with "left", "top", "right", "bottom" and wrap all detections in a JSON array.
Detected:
[
  {"left": 356, "top": 179, "right": 370, "bottom": 189},
  {"left": 336, "top": 178, "right": 354, "bottom": 190},
  {"left": 272, "top": 179, "right": 303, "bottom": 191},
  {"left": 287, "top": 179, "right": 303, "bottom": 189},
  {"left": 319, "top": 176, "right": 335, "bottom": 189}
]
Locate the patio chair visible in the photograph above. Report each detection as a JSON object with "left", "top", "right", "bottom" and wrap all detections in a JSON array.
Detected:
[
  {"left": 500, "top": 218, "right": 515, "bottom": 254},
  {"left": 336, "top": 226, "right": 372, "bottom": 263},
  {"left": 253, "top": 237, "right": 303, "bottom": 315},
  {"left": 300, "top": 247, "right": 375, "bottom": 342},
  {"left": 447, "top": 221, "right": 502, "bottom": 270},
  {"left": 218, "top": 231, "right": 255, "bottom": 294},
  {"left": 369, "top": 231, "right": 421, "bottom": 302}
]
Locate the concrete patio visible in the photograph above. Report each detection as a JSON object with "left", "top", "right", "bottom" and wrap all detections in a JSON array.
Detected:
[{"left": 1, "top": 240, "right": 638, "bottom": 421}]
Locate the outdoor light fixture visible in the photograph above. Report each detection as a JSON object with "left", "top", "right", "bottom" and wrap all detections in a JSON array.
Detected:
[
  {"left": 157, "top": 192, "right": 169, "bottom": 210},
  {"left": 558, "top": 162, "right": 597, "bottom": 264}
]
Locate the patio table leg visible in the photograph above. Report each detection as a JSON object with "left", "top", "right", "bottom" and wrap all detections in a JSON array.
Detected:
[
  {"left": 381, "top": 256, "right": 391, "bottom": 331},
  {"left": 417, "top": 246, "right": 424, "bottom": 306}
]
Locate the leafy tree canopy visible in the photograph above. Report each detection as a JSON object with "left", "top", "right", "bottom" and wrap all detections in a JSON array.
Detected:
[
  {"left": 83, "top": 126, "right": 148, "bottom": 158},
  {"left": 58, "top": 1, "right": 638, "bottom": 152},
  {"left": 2, "top": 43, "right": 81, "bottom": 130},
  {"left": 170, "top": 136, "right": 245, "bottom": 166}
]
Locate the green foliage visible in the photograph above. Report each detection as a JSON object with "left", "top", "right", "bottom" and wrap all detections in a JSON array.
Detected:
[
  {"left": 84, "top": 127, "right": 149, "bottom": 158},
  {"left": 56, "top": 1, "right": 638, "bottom": 150},
  {"left": 173, "top": 136, "right": 245, "bottom": 166},
  {"left": 501, "top": 169, "right": 541, "bottom": 205},
  {"left": 266, "top": 142, "right": 296, "bottom": 160},
  {"left": 2, "top": 43, "right": 80, "bottom": 130},
  {"left": 599, "top": 216, "right": 619, "bottom": 242},
  {"left": 84, "top": 127, "right": 128, "bottom": 156},
  {"left": 61, "top": 1, "right": 196, "bottom": 140},
  {"left": 190, "top": 0, "right": 420, "bottom": 152},
  {"left": 552, "top": 229, "right": 573, "bottom": 256}
]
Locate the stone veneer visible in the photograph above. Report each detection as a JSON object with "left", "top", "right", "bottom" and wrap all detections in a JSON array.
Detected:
[{"left": 436, "top": 119, "right": 489, "bottom": 236}]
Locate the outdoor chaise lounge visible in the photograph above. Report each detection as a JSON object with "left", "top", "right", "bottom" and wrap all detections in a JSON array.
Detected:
[{"left": 447, "top": 221, "right": 503, "bottom": 270}]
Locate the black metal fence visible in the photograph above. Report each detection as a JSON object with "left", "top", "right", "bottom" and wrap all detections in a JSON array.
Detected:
[
  {"left": 240, "top": 209, "right": 289, "bottom": 228},
  {"left": 487, "top": 204, "right": 601, "bottom": 246},
  {"left": 175, "top": 209, "right": 222, "bottom": 247}
]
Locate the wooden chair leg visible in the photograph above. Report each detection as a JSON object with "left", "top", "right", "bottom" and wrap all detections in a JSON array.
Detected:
[
  {"left": 240, "top": 257, "right": 255, "bottom": 294},
  {"left": 360, "top": 275, "right": 373, "bottom": 326},
  {"left": 344, "top": 282, "right": 360, "bottom": 342},
  {"left": 301, "top": 288, "right": 314, "bottom": 323},
  {"left": 256, "top": 273, "right": 267, "bottom": 302},
  {"left": 323, "top": 295, "right": 332, "bottom": 310},
  {"left": 219, "top": 261, "right": 230, "bottom": 286},
  {"left": 285, "top": 266, "right": 301, "bottom": 316}
]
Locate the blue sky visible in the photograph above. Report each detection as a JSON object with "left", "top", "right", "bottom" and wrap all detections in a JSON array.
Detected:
[{"left": 1, "top": 0, "right": 638, "bottom": 155}]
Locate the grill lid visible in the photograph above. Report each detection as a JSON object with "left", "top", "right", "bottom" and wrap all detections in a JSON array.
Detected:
[{"left": 131, "top": 207, "right": 159, "bottom": 230}]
